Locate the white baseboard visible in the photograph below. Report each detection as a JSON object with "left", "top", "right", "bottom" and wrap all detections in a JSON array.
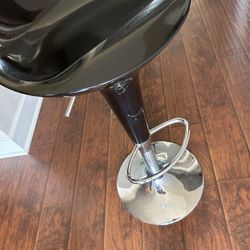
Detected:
[
  {"left": 10, "top": 95, "right": 43, "bottom": 152},
  {"left": 0, "top": 94, "right": 43, "bottom": 159},
  {"left": 0, "top": 133, "right": 27, "bottom": 159}
]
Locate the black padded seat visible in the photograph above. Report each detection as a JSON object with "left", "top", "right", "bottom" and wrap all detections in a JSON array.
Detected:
[{"left": 0, "top": 0, "right": 191, "bottom": 96}]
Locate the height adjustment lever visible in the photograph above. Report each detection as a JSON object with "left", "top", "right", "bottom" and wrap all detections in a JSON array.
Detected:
[{"left": 64, "top": 96, "right": 76, "bottom": 117}]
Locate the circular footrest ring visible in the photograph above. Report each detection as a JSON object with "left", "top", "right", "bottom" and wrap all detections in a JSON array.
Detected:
[{"left": 126, "top": 118, "right": 190, "bottom": 184}]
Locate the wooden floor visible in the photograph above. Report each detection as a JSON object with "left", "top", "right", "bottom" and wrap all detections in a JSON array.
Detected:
[{"left": 0, "top": 0, "right": 250, "bottom": 249}]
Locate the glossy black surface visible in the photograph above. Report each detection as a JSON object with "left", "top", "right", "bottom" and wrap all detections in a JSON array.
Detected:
[
  {"left": 0, "top": 0, "right": 191, "bottom": 96},
  {"left": 102, "top": 76, "right": 150, "bottom": 144}
]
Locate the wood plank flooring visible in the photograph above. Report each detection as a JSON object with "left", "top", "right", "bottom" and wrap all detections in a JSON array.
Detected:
[{"left": 0, "top": 0, "right": 249, "bottom": 249}]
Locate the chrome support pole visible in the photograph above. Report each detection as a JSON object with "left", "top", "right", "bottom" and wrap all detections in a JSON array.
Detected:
[
  {"left": 137, "top": 139, "right": 161, "bottom": 175},
  {"left": 101, "top": 75, "right": 204, "bottom": 226}
]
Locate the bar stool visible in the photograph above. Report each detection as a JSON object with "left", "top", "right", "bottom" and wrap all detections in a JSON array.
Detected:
[{"left": 0, "top": 0, "right": 204, "bottom": 225}]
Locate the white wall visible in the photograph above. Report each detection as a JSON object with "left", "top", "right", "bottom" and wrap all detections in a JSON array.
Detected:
[{"left": 0, "top": 86, "right": 42, "bottom": 158}]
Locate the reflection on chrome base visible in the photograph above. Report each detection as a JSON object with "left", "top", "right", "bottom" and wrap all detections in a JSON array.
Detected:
[{"left": 117, "top": 141, "right": 204, "bottom": 225}]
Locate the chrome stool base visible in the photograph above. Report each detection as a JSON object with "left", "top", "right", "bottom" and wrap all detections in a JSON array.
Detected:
[{"left": 117, "top": 141, "right": 204, "bottom": 225}]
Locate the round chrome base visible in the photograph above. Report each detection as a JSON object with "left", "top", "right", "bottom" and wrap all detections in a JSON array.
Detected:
[{"left": 117, "top": 141, "right": 204, "bottom": 225}]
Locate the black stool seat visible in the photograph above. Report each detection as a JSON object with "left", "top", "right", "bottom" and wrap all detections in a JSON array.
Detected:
[
  {"left": 0, "top": 0, "right": 205, "bottom": 227},
  {"left": 0, "top": 0, "right": 190, "bottom": 96}
]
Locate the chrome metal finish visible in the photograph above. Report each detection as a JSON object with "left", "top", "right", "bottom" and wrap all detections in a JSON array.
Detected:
[
  {"left": 117, "top": 141, "right": 204, "bottom": 225},
  {"left": 138, "top": 139, "right": 161, "bottom": 175},
  {"left": 64, "top": 96, "right": 76, "bottom": 117},
  {"left": 127, "top": 118, "right": 190, "bottom": 184}
]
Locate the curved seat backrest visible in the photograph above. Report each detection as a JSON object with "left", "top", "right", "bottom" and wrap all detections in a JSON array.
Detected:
[{"left": 0, "top": 0, "right": 191, "bottom": 96}]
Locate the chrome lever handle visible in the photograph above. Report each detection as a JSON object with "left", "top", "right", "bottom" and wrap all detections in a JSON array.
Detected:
[{"left": 64, "top": 96, "right": 76, "bottom": 117}]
